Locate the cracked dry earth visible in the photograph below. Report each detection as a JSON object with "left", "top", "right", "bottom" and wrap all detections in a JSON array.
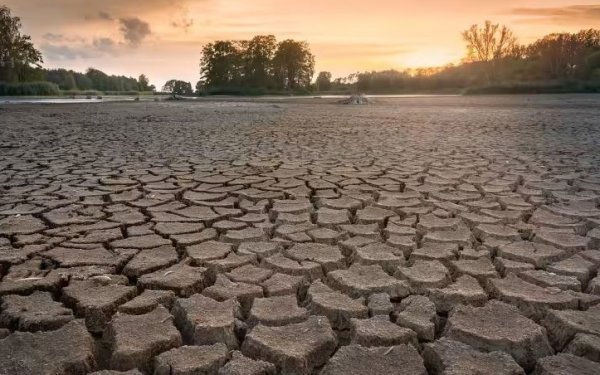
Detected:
[{"left": 1, "top": 95, "right": 600, "bottom": 375}]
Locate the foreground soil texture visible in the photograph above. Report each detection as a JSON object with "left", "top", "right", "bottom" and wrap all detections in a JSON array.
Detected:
[{"left": 1, "top": 95, "right": 600, "bottom": 375}]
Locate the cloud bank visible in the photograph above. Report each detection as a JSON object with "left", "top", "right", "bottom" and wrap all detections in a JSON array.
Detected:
[{"left": 510, "top": 5, "right": 600, "bottom": 24}]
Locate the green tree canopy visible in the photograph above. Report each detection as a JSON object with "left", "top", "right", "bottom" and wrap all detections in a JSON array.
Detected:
[
  {"left": 162, "top": 79, "right": 193, "bottom": 96},
  {"left": 201, "top": 40, "right": 244, "bottom": 87},
  {"left": 138, "top": 74, "right": 151, "bottom": 91},
  {"left": 528, "top": 30, "right": 600, "bottom": 79},
  {"left": 243, "top": 35, "right": 277, "bottom": 88},
  {"left": 273, "top": 39, "right": 315, "bottom": 90},
  {"left": 42, "top": 68, "right": 142, "bottom": 92},
  {"left": 200, "top": 36, "right": 315, "bottom": 91},
  {"left": 316, "top": 71, "right": 332, "bottom": 91},
  {"left": 60, "top": 72, "right": 77, "bottom": 90},
  {"left": 0, "top": 5, "right": 43, "bottom": 82}
]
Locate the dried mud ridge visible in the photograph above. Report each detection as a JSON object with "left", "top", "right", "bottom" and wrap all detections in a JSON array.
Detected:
[{"left": 1, "top": 99, "right": 600, "bottom": 375}]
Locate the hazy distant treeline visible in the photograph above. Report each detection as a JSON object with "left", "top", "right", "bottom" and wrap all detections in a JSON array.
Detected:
[
  {"left": 1, "top": 66, "right": 153, "bottom": 97},
  {"left": 32, "top": 68, "right": 154, "bottom": 93},
  {"left": 322, "top": 26, "right": 600, "bottom": 94}
]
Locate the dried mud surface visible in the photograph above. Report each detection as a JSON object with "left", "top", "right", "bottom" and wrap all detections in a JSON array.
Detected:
[{"left": 1, "top": 95, "right": 600, "bottom": 374}]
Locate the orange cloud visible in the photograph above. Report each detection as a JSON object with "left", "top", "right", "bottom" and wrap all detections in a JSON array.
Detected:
[{"left": 511, "top": 4, "right": 600, "bottom": 24}]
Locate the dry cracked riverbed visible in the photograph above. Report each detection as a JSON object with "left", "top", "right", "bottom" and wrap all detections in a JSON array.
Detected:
[{"left": 1, "top": 95, "right": 600, "bottom": 375}]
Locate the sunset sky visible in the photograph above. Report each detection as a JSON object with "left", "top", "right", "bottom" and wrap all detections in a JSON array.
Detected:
[{"left": 6, "top": 0, "right": 600, "bottom": 87}]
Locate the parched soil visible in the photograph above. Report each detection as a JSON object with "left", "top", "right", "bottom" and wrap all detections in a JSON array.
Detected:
[{"left": 1, "top": 95, "right": 600, "bottom": 375}]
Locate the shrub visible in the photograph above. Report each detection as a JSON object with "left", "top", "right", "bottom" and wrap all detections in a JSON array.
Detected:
[{"left": 0, "top": 81, "right": 61, "bottom": 96}]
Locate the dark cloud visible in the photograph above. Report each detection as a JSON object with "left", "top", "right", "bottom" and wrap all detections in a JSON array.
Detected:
[
  {"left": 98, "top": 11, "right": 114, "bottom": 21},
  {"left": 92, "top": 37, "right": 117, "bottom": 52},
  {"left": 172, "top": 18, "right": 194, "bottom": 31},
  {"left": 41, "top": 33, "right": 86, "bottom": 44},
  {"left": 84, "top": 11, "right": 114, "bottom": 21},
  {"left": 170, "top": 1, "right": 194, "bottom": 31},
  {"left": 510, "top": 5, "right": 600, "bottom": 24},
  {"left": 119, "top": 17, "right": 151, "bottom": 47},
  {"left": 41, "top": 36, "right": 118, "bottom": 61},
  {"left": 42, "top": 33, "right": 65, "bottom": 42}
]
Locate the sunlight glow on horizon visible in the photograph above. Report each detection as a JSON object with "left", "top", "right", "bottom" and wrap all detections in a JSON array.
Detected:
[
  {"left": 5, "top": 0, "right": 600, "bottom": 86},
  {"left": 398, "top": 49, "right": 464, "bottom": 69}
]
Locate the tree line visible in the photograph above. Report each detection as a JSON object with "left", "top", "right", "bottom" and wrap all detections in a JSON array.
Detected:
[
  {"left": 43, "top": 68, "right": 154, "bottom": 93},
  {"left": 2, "top": 2, "right": 600, "bottom": 96},
  {"left": 161, "top": 36, "right": 316, "bottom": 96},
  {"left": 198, "top": 35, "right": 315, "bottom": 94},
  {"left": 1, "top": 65, "right": 155, "bottom": 95},
  {"left": 319, "top": 23, "right": 600, "bottom": 94},
  {"left": 1, "top": 6, "right": 154, "bottom": 94}
]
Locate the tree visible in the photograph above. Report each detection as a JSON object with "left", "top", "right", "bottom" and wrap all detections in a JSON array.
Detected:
[
  {"left": 243, "top": 35, "right": 277, "bottom": 88},
  {"left": 200, "top": 40, "right": 244, "bottom": 87},
  {"left": 0, "top": 5, "right": 43, "bottom": 82},
  {"left": 462, "top": 21, "right": 517, "bottom": 83},
  {"left": 528, "top": 34, "right": 580, "bottom": 78},
  {"left": 60, "top": 72, "right": 77, "bottom": 90},
  {"left": 19, "top": 67, "right": 44, "bottom": 82},
  {"left": 138, "top": 74, "right": 150, "bottom": 91},
  {"left": 462, "top": 21, "right": 518, "bottom": 62},
  {"left": 355, "top": 70, "right": 410, "bottom": 92},
  {"left": 74, "top": 73, "right": 93, "bottom": 90},
  {"left": 273, "top": 39, "right": 315, "bottom": 90},
  {"left": 586, "top": 50, "right": 600, "bottom": 79},
  {"left": 86, "top": 68, "right": 109, "bottom": 91},
  {"left": 195, "top": 80, "right": 204, "bottom": 95},
  {"left": 527, "top": 30, "right": 600, "bottom": 79},
  {"left": 316, "top": 71, "right": 332, "bottom": 91},
  {"left": 199, "top": 36, "right": 316, "bottom": 92},
  {"left": 162, "top": 79, "right": 193, "bottom": 96}
]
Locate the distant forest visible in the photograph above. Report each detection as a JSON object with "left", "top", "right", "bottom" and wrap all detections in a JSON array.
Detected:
[
  {"left": 342, "top": 25, "right": 600, "bottom": 94},
  {"left": 21, "top": 67, "right": 154, "bottom": 93},
  {"left": 1, "top": 4, "right": 600, "bottom": 96},
  {"left": 196, "top": 24, "right": 600, "bottom": 95}
]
